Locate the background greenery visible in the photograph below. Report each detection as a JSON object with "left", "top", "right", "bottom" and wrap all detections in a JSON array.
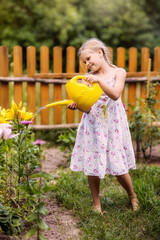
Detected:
[{"left": 1, "top": 0, "right": 160, "bottom": 55}]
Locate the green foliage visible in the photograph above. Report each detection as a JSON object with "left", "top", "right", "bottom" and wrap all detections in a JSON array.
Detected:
[
  {"left": 129, "top": 81, "right": 160, "bottom": 161},
  {"left": 0, "top": 0, "right": 160, "bottom": 61},
  {"left": 57, "top": 128, "right": 77, "bottom": 162},
  {"left": 0, "top": 204, "right": 22, "bottom": 235},
  {"left": 54, "top": 165, "right": 160, "bottom": 240},
  {"left": 0, "top": 120, "right": 54, "bottom": 239}
]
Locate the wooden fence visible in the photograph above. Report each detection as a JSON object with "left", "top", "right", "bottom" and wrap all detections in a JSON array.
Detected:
[{"left": 0, "top": 45, "right": 160, "bottom": 128}]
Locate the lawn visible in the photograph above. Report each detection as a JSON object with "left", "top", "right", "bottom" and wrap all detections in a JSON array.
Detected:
[{"left": 53, "top": 164, "right": 160, "bottom": 240}]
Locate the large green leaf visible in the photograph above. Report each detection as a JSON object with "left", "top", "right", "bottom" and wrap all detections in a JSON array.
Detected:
[
  {"left": 31, "top": 172, "right": 53, "bottom": 180},
  {"left": 37, "top": 218, "right": 49, "bottom": 230},
  {"left": 27, "top": 212, "right": 38, "bottom": 222},
  {"left": 38, "top": 206, "right": 48, "bottom": 215},
  {"left": 25, "top": 227, "right": 38, "bottom": 238}
]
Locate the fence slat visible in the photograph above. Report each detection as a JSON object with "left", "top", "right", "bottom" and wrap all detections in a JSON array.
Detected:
[
  {"left": 0, "top": 46, "right": 9, "bottom": 108},
  {"left": 27, "top": 46, "right": 36, "bottom": 122},
  {"left": 13, "top": 46, "right": 23, "bottom": 105},
  {"left": 53, "top": 46, "right": 63, "bottom": 124},
  {"left": 40, "top": 46, "right": 49, "bottom": 125},
  {"left": 154, "top": 47, "right": 160, "bottom": 111},
  {"left": 128, "top": 47, "right": 137, "bottom": 118},
  {"left": 140, "top": 47, "right": 150, "bottom": 108},
  {"left": 117, "top": 47, "right": 125, "bottom": 68},
  {"left": 66, "top": 46, "right": 75, "bottom": 123},
  {"left": 141, "top": 47, "right": 150, "bottom": 71}
]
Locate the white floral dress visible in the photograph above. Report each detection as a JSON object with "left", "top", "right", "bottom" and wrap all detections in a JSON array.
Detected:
[{"left": 70, "top": 77, "right": 136, "bottom": 179}]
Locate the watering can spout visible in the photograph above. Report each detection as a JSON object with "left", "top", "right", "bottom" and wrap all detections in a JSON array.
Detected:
[
  {"left": 32, "top": 75, "right": 103, "bottom": 120},
  {"left": 46, "top": 99, "right": 74, "bottom": 108}
]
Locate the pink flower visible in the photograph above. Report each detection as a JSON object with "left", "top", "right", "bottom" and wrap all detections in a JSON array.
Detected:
[
  {"left": 33, "top": 139, "right": 46, "bottom": 145},
  {"left": 21, "top": 120, "right": 33, "bottom": 125},
  {"left": 0, "top": 124, "right": 19, "bottom": 140}
]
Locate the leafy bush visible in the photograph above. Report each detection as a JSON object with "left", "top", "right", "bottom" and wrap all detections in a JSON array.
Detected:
[
  {"left": 0, "top": 204, "right": 22, "bottom": 235},
  {"left": 129, "top": 81, "right": 160, "bottom": 160}
]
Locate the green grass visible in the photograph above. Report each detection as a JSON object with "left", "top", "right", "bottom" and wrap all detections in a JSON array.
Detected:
[{"left": 53, "top": 164, "right": 160, "bottom": 240}]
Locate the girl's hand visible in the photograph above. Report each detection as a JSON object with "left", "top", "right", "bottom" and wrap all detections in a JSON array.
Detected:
[
  {"left": 67, "top": 102, "right": 78, "bottom": 110},
  {"left": 85, "top": 75, "right": 100, "bottom": 83}
]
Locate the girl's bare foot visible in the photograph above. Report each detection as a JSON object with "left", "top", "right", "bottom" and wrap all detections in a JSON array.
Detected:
[
  {"left": 93, "top": 205, "right": 102, "bottom": 214},
  {"left": 129, "top": 194, "right": 140, "bottom": 211}
]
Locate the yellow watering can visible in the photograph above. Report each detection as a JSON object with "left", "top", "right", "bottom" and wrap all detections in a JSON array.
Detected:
[{"left": 32, "top": 75, "right": 103, "bottom": 119}]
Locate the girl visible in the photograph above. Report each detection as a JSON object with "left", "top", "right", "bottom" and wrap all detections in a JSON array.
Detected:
[{"left": 67, "top": 38, "right": 139, "bottom": 213}]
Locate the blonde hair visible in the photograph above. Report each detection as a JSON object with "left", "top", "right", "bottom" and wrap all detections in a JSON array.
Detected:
[{"left": 78, "top": 38, "right": 116, "bottom": 68}]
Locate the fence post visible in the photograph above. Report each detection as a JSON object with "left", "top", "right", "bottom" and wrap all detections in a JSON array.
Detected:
[
  {"left": 53, "top": 46, "right": 63, "bottom": 124},
  {"left": 40, "top": 46, "right": 49, "bottom": 125},
  {"left": 0, "top": 46, "right": 9, "bottom": 108},
  {"left": 140, "top": 47, "right": 150, "bottom": 106},
  {"left": 13, "top": 46, "right": 23, "bottom": 105},
  {"left": 117, "top": 47, "right": 128, "bottom": 114},
  {"left": 154, "top": 47, "right": 160, "bottom": 111},
  {"left": 66, "top": 46, "right": 75, "bottom": 124},
  {"left": 27, "top": 46, "right": 36, "bottom": 123},
  {"left": 128, "top": 47, "right": 137, "bottom": 119}
]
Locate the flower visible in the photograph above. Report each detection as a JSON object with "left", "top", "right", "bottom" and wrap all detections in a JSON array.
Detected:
[
  {"left": 21, "top": 120, "right": 33, "bottom": 125},
  {"left": 0, "top": 124, "right": 19, "bottom": 140},
  {"left": 18, "top": 107, "right": 33, "bottom": 120},
  {"left": 33, "top": 139, "right": 46, "bottom": 146},
  {"left": 0, "top": 115, "right": 9, "bottom": 123},
  {"left": 11, "top": 100, "right": 22, "bottom": 113},
  {"left": 0, "top": 108, "right": 9, "bottom": 123},
  {"left": 5, "top": 109, "right": 15, "bottom": 120}
]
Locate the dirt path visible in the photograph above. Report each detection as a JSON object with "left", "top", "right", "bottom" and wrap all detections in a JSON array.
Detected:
[{"left": 39, "top": 147, "right": 81, "bottom": 240}]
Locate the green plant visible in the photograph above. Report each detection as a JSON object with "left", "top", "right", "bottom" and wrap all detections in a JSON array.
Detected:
[
  {"left": 129, "top": 81, "right": 160, "bottom": 161},
  {"left": 24, "top": 172, "right": 54, "bottom": 240},
  {"left": 0, "top": 204, "right": 22, "bottom": 235},
  {"left": 57, "top": 128, "right": 77, "bottom": 162},
  {"left": 0, "top": 101, "right": 54, "bottom": 239}
]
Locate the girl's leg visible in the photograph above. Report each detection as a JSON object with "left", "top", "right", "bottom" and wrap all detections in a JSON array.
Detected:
[
  {"left": 116, "top": 173, "right": 139, "bottom": 211},
  {"left": 88, "top": 176, "right": 101, "bottom": 212}
]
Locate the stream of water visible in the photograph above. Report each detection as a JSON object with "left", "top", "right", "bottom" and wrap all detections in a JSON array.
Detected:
[{"left": 32, "top": 105, "right": 47, "bottom": 120}]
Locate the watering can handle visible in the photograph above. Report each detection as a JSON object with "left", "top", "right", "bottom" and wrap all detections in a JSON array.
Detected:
[{"left": 71, "top": 75, "right": 86, "bottom": 82}]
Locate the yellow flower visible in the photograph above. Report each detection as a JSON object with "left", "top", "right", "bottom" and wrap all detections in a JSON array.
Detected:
[
  {"left": 18, "top": 107, "right": 33, "bottom": 121},
  {"left": 0, "top": 116, "right": 9, "bottom": 123},
  {"left": 5, "top": 109, "right": 15, "bottom": 120},
  {"left": 0, "top": 108, "right": 7, "bottom": 118},
  {"left": 0, "top": 108, "right": 9, "bottom": 123},
  {"left": 11, "top": 100, "right": 22, "bottom": 113}
]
